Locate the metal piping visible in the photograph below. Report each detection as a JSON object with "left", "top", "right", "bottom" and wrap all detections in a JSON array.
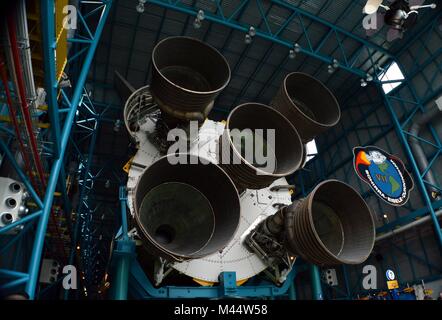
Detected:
[
  {"left": 41, "top": 0, "right": 61, "bottom": 157},
  {"left": 376, "top": 209, "right": 442, "bottom": 242},
  {"left": 0, "top": 58, "right": 37, "bottom": 189},
  {"left": 408, "top": 98, "right": 442, "bottom": 198},
  {"left": 114, "top": 70, "right": 136, "bottom": 102},
  {"left": 123, "top": 85, "right": 158, "bottom": 137},
  {"left": 6, "top": 13, "right": 46, "bottom": 187},
  {"left": 16, "top": 0, "right": 38, "bottom": 109},
  {"left": 9, "top": 6, "right": 68, "bottom": 263}
]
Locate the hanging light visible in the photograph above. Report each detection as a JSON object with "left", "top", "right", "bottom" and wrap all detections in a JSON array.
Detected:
[
  {"left": 193, "top": 18, "right": 202, "bottom": 29},
  {"left": 113, "top": 119, "right": 122, "bottom": 132},
  {"left": 327, "top": 58, "right": 339, "bottom": 74},
  {"left": 289, "top": 49, "right": 296, "bottom": 59},
  {"left": 135, "top": 4, "right": 144, "bottom": 13},
  {"left": 248, "top": 26, "right": 256, "bottom": 37},
  {"left": 366, "top": 73, "right": 374, "bottom": 82},
  {"left": 289, "top": 43, "right": 301, "bottom": 59},
  {"left": 244, "top": 26, "right": 256, "bottom": 44},
  {"left": 360, "top": 78, "right": 368, "bottom": 87},
  {"left": 197, "top": 9, "right": 205, "bottom": 21},
  {"left": 193, "top": 10, "right": 205, "bottom": 29},
  {"left": 244, "top": 33, "right": 252, "bottom": 44},
  {"left": 136, "top": 0, "right": 146, "bottom": 13}
]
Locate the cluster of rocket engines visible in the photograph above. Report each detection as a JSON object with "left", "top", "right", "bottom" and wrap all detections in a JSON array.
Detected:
[{"left": 120, "top": 36, "right": 376, "bottom": 285}]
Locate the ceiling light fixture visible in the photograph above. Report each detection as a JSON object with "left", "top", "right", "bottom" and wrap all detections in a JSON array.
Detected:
[
  {"left": 245, "top": 26, "right": 256, "bottom": 44},
  {"left": 248, "top": 26, "right": 256, "bottom": 37},
  {"left": 244, "top": 34, "right": 252, "bottom": 44},
  {"left": 289, "top": 49, "right": 296, "bottom": 59},
  {"left": 136, "top": 0, "right": 146, "bottom": 13},
  {"left": 193, "top": 10, "right": 205, "bottom": 29},
  {"left": 327, "top": 59, "right": 339, "bottom": 74}
]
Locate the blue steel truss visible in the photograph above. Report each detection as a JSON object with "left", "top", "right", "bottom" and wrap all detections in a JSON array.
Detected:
[
  {"left": 382, "top": 75, "right": 442, "bottom": 248},
  {"left": 63, "top": 89, "right": 121, "bottom": 298},
  {"left": 129, "top": 261, "right": 297, "bottom": 299},
  {"left": 0, "top": 0, "right": 112, "bottom": 299}
]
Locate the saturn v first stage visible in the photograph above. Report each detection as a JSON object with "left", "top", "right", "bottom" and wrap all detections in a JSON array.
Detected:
[{"left": 116, "top": 36, "right": 375, "bottom": 286}]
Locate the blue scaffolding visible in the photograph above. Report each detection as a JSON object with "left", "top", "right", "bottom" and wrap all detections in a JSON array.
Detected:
[{"left": 0, "top": 0, "right": 112, "bottom": 299}]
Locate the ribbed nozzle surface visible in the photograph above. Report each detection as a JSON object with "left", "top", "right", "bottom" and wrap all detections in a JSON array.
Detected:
[
  {"left": 285, "top": 180, "right": 375, "bottom": 265},
  {"left": 151, "top": 36, "right": 230, "bottom": 121}
]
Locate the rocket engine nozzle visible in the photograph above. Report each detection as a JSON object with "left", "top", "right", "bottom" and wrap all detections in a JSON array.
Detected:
[{"left": 133, "top": 154, "right": 240, "bottom": 261}]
